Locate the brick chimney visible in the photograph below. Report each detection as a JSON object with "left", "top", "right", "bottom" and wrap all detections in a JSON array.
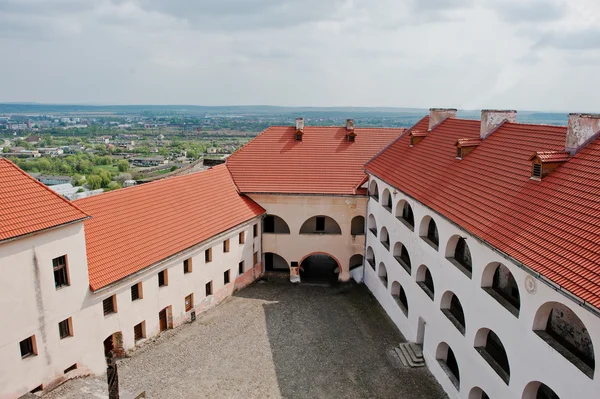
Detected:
[
  {"left": 346, "top": 119, "right": 355, "bottom": 132},
  {"left": 429, "top": 108, "right": 457, "bottom": 131},
  {"left": 480, "top": 110, "right": 516, "bottom": 139},
  {"left": 295, "top": 118, "right": 304, "bottom": 132},
  {"left": 565, "top": 113, "right": 600, "bottom": 154}
]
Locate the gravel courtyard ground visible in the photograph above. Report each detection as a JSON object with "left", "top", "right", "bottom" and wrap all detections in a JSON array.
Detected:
[{"left": 45, "top": 279, "right": 446, "bottom": 399}]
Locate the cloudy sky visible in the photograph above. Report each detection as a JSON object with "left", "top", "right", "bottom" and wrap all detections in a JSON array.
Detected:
[{"left": 1, "top": 0, "right": 599, "bottom": 111}]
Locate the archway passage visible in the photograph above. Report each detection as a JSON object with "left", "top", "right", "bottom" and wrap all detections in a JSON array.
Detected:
[
  {"left": 300, "top": 254, "right": 339, "bottom": 284},
  {"left": 265, "top": 252, "right": 289, "bottom": 272}
]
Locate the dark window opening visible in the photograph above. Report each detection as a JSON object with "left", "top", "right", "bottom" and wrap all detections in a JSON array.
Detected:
[
  {"left": 481, "top": 330, "right": 510, "bottom": 383},
  {"left": 205, "top": 281, "right": 213, "bottom": 296},
  {"left": 223, "top": 239, "right": 230, "bottom": 253},
  {"left": 492, "top": 265, "right": 520, "bottom": 311},
  {"left": 58, "top": 318, "right": 71, "bottom": 339},
  {"left": 398, "top": 202, "right": 414, "bottom": 229},
  {"left": 533, "top": 163, "right": 542, "bottom": 178},
  {"left": 450, "top": 295, "right": 465, "bottom": 328},
  {"left": 537, "top": 384, "right": 560, "bottom": 399},
  {"left": 64, "top": 364, "right": 77, "bottom": 374},
  {"left": 53, "top": 255, "right": 69, "bottom": 288},
  {"left": 347, "top": 134, "right": 355, "bottom": 142},
  {"left": 224, "top": 270, "right": 230, "bottom": 285},
  {"left": 424, "top": 268, "right": 434, "bottom": 295},
  {"left": 131, "top": 283, "right": 141, "bottom": 301},
  {"left": 30, "top": 385, "right": 43, "bottom": 394},
  {"left": 456, "top": 147, "right": 462, "bottom": 159},
  {"left": 427, "top": 219, "right": 439, "bottom": 248},
  {"left": 295, "top": 133, "right": 303, "bottom": 141},
  {"left": 544, "top": 308, "right": 595, "bottom": 372},
  {"left": 20, "top": 336, "right": 36, "bottom": 358},
  {"left": 316, "top": 216, "right": 325, "bottom": 231},
  {"left": 103, "top": 296, "right": 115, "bottom": 315},
  {"left": 253, "top": 224, "right": 258, "bottom": 238},
  {"left": 399, "top": 287, "right": 409, "bottom": 315},
  {"left": 239, "top": 231, "right": 245, "bottom": 244},
  {"left": 158, "top": 270, "right": 167, "bottom": 287},
  {"left": 446, "top": 348, "right": 460, "bottom": 384},
  {"left": 134, "top": 322, "right": 145, "bottom": 341},
  {"left": 183, "top": 258, "right": 191, "bottom": 274},
  {"left": 239, "top": 261, "right": 245, "bottom": 275},
  {"left": 454, "top": 238, "right": 472, "bottom": 273},
  {"left": 205, "top": 248, "right": 212, "bottom": 263},
  {"left": 351, "top": 216, "right": 365, "bottom": 235},
  {"left": 264, "top": 215, "right": 275, "bottom": 233},
  {"left": 386, "top": 195, "right": 393, "bottom": 210}
]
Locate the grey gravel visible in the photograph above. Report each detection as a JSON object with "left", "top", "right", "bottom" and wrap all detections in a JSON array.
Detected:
[{"left": 44, "top": 281, "right": 447, "bottom": 399}]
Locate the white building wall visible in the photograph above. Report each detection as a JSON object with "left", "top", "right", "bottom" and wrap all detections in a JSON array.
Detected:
[
  {"left": 365, "top": 175, "right": 600, "bottom": 399},
  {"left": 248, "top": 194, "right": 366, "bottom": 280}
]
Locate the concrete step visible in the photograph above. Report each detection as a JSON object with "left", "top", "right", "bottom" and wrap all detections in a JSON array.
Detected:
[
  {"left": 393, "top": 347, "right": 410, "bottom": 367},
  {"left": 395, "top": 342, "right": 425, "bottom": 368},
  {"left": 408, "top": 342, "right": 423, "bottom": 359}
]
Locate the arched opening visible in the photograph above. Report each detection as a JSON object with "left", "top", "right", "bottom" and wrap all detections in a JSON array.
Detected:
[
  {"left": 522, "top": 381, "right": 560, "bottom": 399},
  {"left": 103, "top": 331, "right": 124, "bottom": 364},
  {"left": 299, "top": 215, "right": 342, "bottom": 234},
  {"left": 445, "top": 235, "right": 473, "bottom": 278},
  {"left": 351, "top": 216, "right": 365, "bottom": 235},
  {"left": 366, "top": 247, "right": 375, "bottom": 270},
  {"left": 349, "top": 254, "right": 363, "bottom": 271},
  {"left": 368, "top": 214, "right": 377, "bottom": 237},
  {"left": 533, "top": 301, "right": 595, "bottom": 378},
  {"left": 378, "top": 262, "right": 388, "bottom": 288},
  {"left": 395, "top": 199, "right": 415, "bottom": 231},
  {"left": 419, "top": 215, "right": 439, "bottom": 250},
  {"left": 481, "top": 262, "right": 520, "bottom": 317},
  {"left": 436, "top": 342, "right": 460, "bottom": 391},
  {"left": 393, "top": 242, "right": 411, "bottom": 275},
  {"left": 416, "top": 264, "right": 434, "bottom": 300},
  {"left": 382, "top": 188, "right": 392, "bottom": 212},
  {"left": 264, "top": 252, "right": 289, "bottom": 272},
  {"left": 474, "top": 328, "right": 510, "bottom": 384},
  {"left": 263, "top": 214, "right": 291, "bottom": 234},
  {"left": 380, "top": 226, "right": 390, "bottom": 250},
  {"left": 369, "top": 180, "right": 379, "bottom": 201},
  {"left": 469, "top": 387, "right": 490, "bottom": 399},
  {"left": 300, "top": 253, "right": 340, "bottom": 284},
  {"left": 441, "top": 291, "right": 466, "bottom": 335},
  {"left": 391, "top": 281, "right": 408, "bottom": 316}
]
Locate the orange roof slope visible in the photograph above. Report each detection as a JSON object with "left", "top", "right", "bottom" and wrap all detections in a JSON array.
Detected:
[
  {"left": 75, "top": 165, "right": 264, "bottom": 291},
  {"left": 226, "top": 126, "right": 404, "bottom": 195},
  {"left": 367, "top": 117, "right": 600, "bottom": 309},
  {"left": 0, "top": 158, "right": 88, "bottom": 242}
]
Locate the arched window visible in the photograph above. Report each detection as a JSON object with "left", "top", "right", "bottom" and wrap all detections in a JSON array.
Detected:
[
  {"left": 446, "top": 235, "right": 473, "bottom": 278},
  {"left": 522, "top": 381, "right": 560, "bottom": 399},
  {"left": 382, "top": 188, "right": 392, "bottom": 212},
  {"left": 533, "top": 302, "right": 595, "bottom": 378},
  {"left": 369, "top": 180, "right": 379, "bottom": 201},
  {"left": 416, "top": 264, "right": 434, "bottom": 300},
  {"left": 366, "top": 247, "right": 375, "bottom": 270},
  {"left": 263, "top": 214, "right": 291, "bottom": 234},
  {"left": 391, "top": 281, "right": 408, "bottom": 316},
  {"left": 393, "top": 242, "right": 411, "bottom": 275},
  {"left": 395, "top": 200, "right": 415, "bottom": 231},
  {"left": 349, "top": 254, "right": 363, "bottom": 270},
  {"left": 380, "top": 227, "right": 390, "bottom": 250},
  {"left": 378, "top": 262, "right": 388, "bottom": 288},
  {"left": 468, "top": 387, "right": 490, "bottom": 399},
  {"left": 436, "top": 342, "right": 460, "bottom": 391},
  {"left": 299, "top": 215, "right": 342, "bottom": 234},
  {"left": 441, "top": 291, "right": 466, "bottom": 335},
  {"left": 368, "top": 214, "right": 377, "bottom": 237},
  {"left": 419, "top": 216, "right": 439, "bottom": 250},
  {"left": 351, "top": 216, "right": 365, "bottom": 235},
  {"left": 264, "top": 252, "right": 289, "bottom": 271},
  {"left": 474, "top": 328, "right": 510, "bottom": 384},
  {"left": 481, "top": 262, "right": 520, "bottom": 317}
]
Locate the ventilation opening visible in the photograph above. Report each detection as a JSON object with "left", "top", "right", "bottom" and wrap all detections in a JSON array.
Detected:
[
  {"left": 295, "top": 133, "right": 303, "bottom": 141},
  {"left": 347, "top": 134, "right": 356, "bottom": 142},
  {"left": 456, "top": 147, "right": 462, "bottom": 159},
  {"left": 532, "top": 163, "right": 542, "bottom": 179},
  {"left": 64, "top": 364, "right": 78, "bottom": 374},
  {"left": 30, "top": 385, "right": 43, "bottom": 394}
]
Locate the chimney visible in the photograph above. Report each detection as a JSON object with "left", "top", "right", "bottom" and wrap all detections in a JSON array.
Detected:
[
  {"left": 295, "top": 118, "right": 304, "bottom": 132},
  {"left": 346, "top": 119, "right": 355, "bottom": 132},
  {"left": 429, "top": 108, "right": 457, "bottom": 131},
  {"left": 480, "top": 109, "right": 516, "bottom": 139},
  {"left": 565, "top": 113, "right": 600, "bottom": 154}
]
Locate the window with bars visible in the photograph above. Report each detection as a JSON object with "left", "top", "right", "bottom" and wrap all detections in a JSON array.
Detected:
[
  {"left": 58, "top": 318, "right": 72, "bottom": 339},
  {"left": 223, "top": 239, "right": 230, "bottom": 253},
  {"left": 158, "top": 270, "right": 168, "bottom": 287},
  {"left": 205, "top": 281, "right": 213, "bottom": 296},
  {"left": 20, "top": 336, "right": 36, "bottom": 358},
  {"left": 239, "top": 231, "right": 245, "bottom": 244},
  {"left": 103, "top": 296, "right": 116, "bottom": 315},
  {"left": 456, "top": 147, "right": 462, "bottom": 159},
  {"left": 205, "top": 248, "right": 212, "bottom": 263},
  {"left": 134, "top": 322, "right": 145, "bottom": 341},
  {"left": 184, "top": 259, "right": 191, "bottom": 274},
  {"left": 532, "top": 163, "right": 542, "bottom": 178},
  {"left": 131, "top": 283, "right": 142, "bottom": 301},
  {"left": 224, "top": 270, "right": 230, "bottom": 285},
  {"left": 185, "top": 294, "right": 193, "bottom": 312},
  {"left": 239, "top": 261, "right": 245, "bottom": 275},
  {"left": 52, "top": 255, "right": 69, "bottom": 288}
]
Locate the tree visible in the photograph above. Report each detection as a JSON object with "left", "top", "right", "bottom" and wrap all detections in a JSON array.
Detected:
[
  {"left": 117, "top": 160, "right": 129, "bottom": 172},
  {"left": 2, "top": 147, "right": 8, "bottom": 153},
  {"left": 86, "top": 175, "right": 102, "bottom": 190}
]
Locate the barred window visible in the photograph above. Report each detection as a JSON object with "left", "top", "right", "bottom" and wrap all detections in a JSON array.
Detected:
[{"left": 53, "top": 255, "right": 69, "bottom": 288}]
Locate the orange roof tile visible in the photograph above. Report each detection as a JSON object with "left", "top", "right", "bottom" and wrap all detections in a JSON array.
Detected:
[
  {"left": 226, "top": 126, "right": 404, "bottom": 195},
  {"left": 456, "top": 138, "right": 482, "bottom": 147},
  {"left": 366, "top": 116, "right": 600, "bottom": 309},
  {"left": 0, "top": 158, "right": 88, "bottom": 242},
  {"left": 529, "top": 150, "right": 571, "bottom": 163},
  {"left": 74, "top": 165, "right": 264, "bottom": 291}
]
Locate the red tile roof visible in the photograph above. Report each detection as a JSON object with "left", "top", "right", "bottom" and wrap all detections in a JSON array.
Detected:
[
  {"left": 74, "top": 165, "right": 264, "bottom": 291},
  {"left": 0, "top": 158, "right": 88, "bottom": 242},
  {"left": 226, "top": 126, "right": 404, "bottom": 195},
  {"left": 530, "top": 150, "right": 571, "bottom": 163},
  {"left": 366, "top": 116, "right": 600, "bottom": 309},
  {"left": 456, "top": 138, "right": 482, "bottom": 147}
]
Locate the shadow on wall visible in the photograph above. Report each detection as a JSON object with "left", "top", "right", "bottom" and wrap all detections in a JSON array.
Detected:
[{"left": 233, "top": 283, "right": 447, "bottom": 399}]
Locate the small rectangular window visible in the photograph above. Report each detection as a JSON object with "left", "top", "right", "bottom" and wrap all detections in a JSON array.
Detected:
[
  {"left": 253, "top": 251, "right": 258, "bottom": 265},
  {"left": 64, "top": 364, "right": 77, "bottom": 374},
  {"left": 205, "top": 281, "right": 213, "bottom": 296},
  {"left": 223, "top": 239, "right": 230, "bottom": 253},
  {"left": 264, "top": 215, "right": 275, "bottom": 233},
  {"left": 183, "top": 258, "right": 192, "bottom": 274},
  {"left": 58, "top": 318, "right": 72, "bottom": 339},
  {"left": 456, "top": 147, "right": 462, "bottom": 159},
  {"left": 53, "top": 255, "right": 69, "bottom": 288},
  {"left": 185, "top": 293, "right": 193, "bottom": 312},
  {"left": 316, "top": 216, "right": 325, "bottom": 231},
  {"left": 532, "top": 163, "right": 542, "bottom": 178},
  {"left": 239, "top": 231, "right": 245, "bottom": 244},
  {"left": 224, "top": 270, "right": 230, "bottom": 285},
  {"left": 131, "top": 282, "right": 142, "bottom": 301},
  {"left": 253, "top": 224, "right": 258, "bottom": 238},
  {"left": 103, "top": 296, "right": 116, "bottom": 316},
  {"left": 158, "top": 270, "right": 168, "bottom": 287},
  {"left": 239, "top": 261, "right": 245, "bottom": 275},
  {"left": 20, "top": 336, "right": 37, "bottom": 358},
  {"left": 205, "top": 248, "right": 212, "bottom": 263},
  {"left": 134, "top": 321, "right": 145, "bottom": 342}
]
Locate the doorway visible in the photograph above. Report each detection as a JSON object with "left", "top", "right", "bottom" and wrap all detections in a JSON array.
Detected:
[
  {"left": 159, "top": 307, "right": 170, "bottom": 332},
  {"left": 300, "top": 254, "right": 339, "bottom": 284}
]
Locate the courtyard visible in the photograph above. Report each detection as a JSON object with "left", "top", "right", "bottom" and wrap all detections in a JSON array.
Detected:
[{"left": 46, "top": 279, "right": 446, "bottom": 399}]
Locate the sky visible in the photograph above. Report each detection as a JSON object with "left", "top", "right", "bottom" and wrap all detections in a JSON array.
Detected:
[{"left": 1, "top": 0, "right": 599, "bottom": 111}]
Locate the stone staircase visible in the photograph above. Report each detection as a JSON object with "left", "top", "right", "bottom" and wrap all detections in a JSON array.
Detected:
[{"left": 390, "top": 342, "right": 425, "bottom": 368}]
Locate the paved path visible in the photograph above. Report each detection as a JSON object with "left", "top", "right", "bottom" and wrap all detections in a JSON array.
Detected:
[{"left": 45, "top": 281, "right": 446, "bottom": 399}]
